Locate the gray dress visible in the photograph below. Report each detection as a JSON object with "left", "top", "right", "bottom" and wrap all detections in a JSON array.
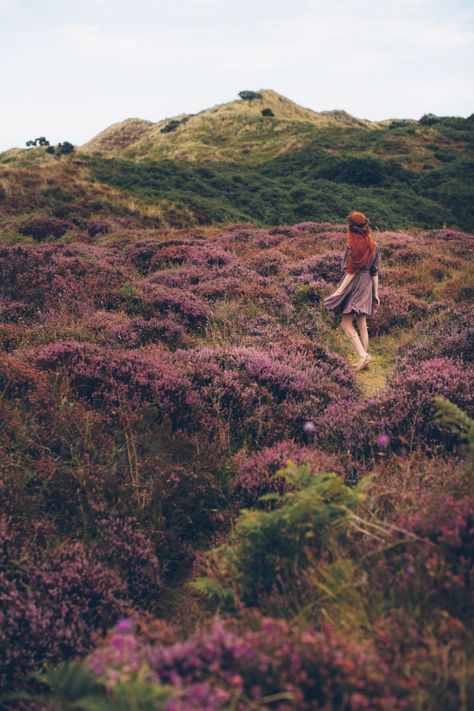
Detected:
[{"left": 323, "top": 244, "right": 382, "bottom": 316}]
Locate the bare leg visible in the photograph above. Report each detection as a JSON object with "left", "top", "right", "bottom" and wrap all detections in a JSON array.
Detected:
[
  {"left": 356, "top": 314, "right": 368, "bottom": 353},
  {"left": 341, "top": 314, "right": 367, "bottom": 359}
]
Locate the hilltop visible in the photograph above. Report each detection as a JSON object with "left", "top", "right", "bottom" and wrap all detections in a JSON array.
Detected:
[
  {"left": 80, "top": 89, "right": 383, "bottom": 163},
  {"left": 0, "top": 88, "right": 473, "bottom": 230}
]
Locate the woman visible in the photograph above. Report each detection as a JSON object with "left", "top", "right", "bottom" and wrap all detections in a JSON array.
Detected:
[{"left": 323, "top": 211, "right": 381, "bottom": 372}]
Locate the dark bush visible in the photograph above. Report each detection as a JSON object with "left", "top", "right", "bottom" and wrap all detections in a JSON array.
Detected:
[
  {"left": 160, "top": 120, "right": 181, "bottom": 134},
  {"left": 19, "top": 216, "right": 71, "bottom": 241},
  {"left": 238, "top": 90, "right": 263, "bottom": 100},
  {"left": 0, "top": 515, "right": 128, "bottom": 690}
]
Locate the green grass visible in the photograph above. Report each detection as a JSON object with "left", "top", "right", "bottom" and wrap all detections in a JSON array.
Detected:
[{"left": 84, "top": 118, "right": 474, "bottom": 231}]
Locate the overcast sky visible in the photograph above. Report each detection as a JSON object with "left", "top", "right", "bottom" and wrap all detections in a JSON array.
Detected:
[{"left": 1, "top": 0, "right": 473, "bottom": 152}]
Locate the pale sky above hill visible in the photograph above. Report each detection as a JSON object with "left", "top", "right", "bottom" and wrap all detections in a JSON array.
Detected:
[{"left": 1, "top": 0, "right": 473, "bottom": 151}]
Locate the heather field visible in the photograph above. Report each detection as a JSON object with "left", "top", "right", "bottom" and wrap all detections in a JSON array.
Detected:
[{"left": 0, "top": 216, "right": 473, "bottom": 710}]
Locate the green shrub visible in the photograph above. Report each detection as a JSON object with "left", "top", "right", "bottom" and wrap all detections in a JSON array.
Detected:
[{"left": 193, "top": 462, "right": 365, "bottom": 606}]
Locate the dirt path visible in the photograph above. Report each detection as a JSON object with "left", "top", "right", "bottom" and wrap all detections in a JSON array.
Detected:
[{"left": 328, "top": 329, "right": 415, "bottom": 398}]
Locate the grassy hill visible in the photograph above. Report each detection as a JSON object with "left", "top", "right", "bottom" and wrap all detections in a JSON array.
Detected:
[
  {"left": 1, "top": 88, "right": 473, "bottom": 231},
  {"left": 80, "top": 89, "right": 382, "bottom": 163}
]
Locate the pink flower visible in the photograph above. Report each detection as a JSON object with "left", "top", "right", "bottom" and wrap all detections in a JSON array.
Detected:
[{"left": 115, "top": 618, "right": 135, "bottom": 635}]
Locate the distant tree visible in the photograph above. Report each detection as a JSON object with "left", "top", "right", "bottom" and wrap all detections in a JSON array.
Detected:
[
  {"left": 47, "top": 141, "right": 75, "bottom": 158},
  {"left": 160, "top": 120, "right": 181, "bottom": 134},
  {"left": 26, "top": 136, "right": 50, "bottom": 148},
  {"left": 389, "top": 120, "right": 411, "bottom": 129},
  {"left": 58, "top": 141, "right": 74, "bottom": 155},
  {"left": 261, "top": 108, "right": 274, "bottom": 117},
  {"left": 419, "top": 113, "right": 440, "bottom": 126},
  {"left": 238, "top": 91, "right": 263, "bottom": 101}
]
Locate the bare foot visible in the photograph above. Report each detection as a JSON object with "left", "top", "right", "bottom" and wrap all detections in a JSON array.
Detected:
[{"left": 353, "top": 354, "right": 373, "bottom": 372}]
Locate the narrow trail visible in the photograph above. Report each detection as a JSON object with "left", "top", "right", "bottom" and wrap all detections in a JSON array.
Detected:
[
  {"left": 356, "top": 351, "right": 389, "bottom": 397},
  {"left": 329, "top": 328, "right": 416, "bottom": 398}
]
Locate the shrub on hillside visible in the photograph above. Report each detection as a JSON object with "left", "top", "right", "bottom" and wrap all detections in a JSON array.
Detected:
[
  {"left": 246, "top": 249, "right": 286, "bottom": 276},
  {"left": 79, "top": 615, "right": 405, "bottom": 710},
  {"left": 0, "top": 243, "right": 131, "bottom": 317},
  {"left": 126, "top": 239, "right": 196, "bottom": 274},
  {"left": 367, "top": 495, "right": 474, "bottom": 619},
  {"left": 33, "top": 341, "right": 205, "bottom": 430},
  {"left": 86, "top": 311, "right": 187, "bottom": 348},
  {"left": 289, "top": 251, "right": 343, "bottom": 283},
  {"left": 0, "top": 515, "right": 128, "bottom": 690},
  {"left": 127, "top": 285, "right": 209, "bottom": 331},
  {"left": 169, "top": 343, "right": 355, "bottom": 447},
  {"left": 231, "top": 440, "right": 346, "bottom": 506},
  {"left": 396, "top": 306, "right": 474, "bottom": 364},
  {"left": 370, "top": 289, "right": 431, "bottom": 336},
  {"left": 160, "top": 119, "right": 182, "bottom": 134},
  {"left": 238, "top": 90, "right": 263, "bottom": 100},
  {"left": 187, "top": 244, "right": 235, "bottom": 269},
  {"left": 284, "top": 273, "right": 333, "bottom": 305},
  {"left": 19, "top": 216, "right": 71, "bottom": 241},
  {"left": 90, "top": 509, "right": 162, "bottom": 609},
  {"left": 195, "top": 464, "right": 363, "bottom": 606},
  {"left": 313, "top": 357, "right": 474, "bottom": 463}
]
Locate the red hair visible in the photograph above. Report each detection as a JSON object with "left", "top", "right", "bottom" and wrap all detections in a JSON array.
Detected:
[{"left": 344, "top": 211, "right": 377, "bottom": 274}]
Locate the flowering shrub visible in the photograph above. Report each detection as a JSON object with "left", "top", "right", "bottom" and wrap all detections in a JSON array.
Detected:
[
  {"left": 294, "top": 221, "right": 339, "bottom": 233},
  {"left": 127, "top": 285, "right": 209, "bottom": 331},
  {"left": 19, "top": 216, "right": 71, "bottom": 241},
  {"left": 370, "top": 288, "right": 431, "bottom": 336},
  {"left": 377, "top": 230, "right": 417, "bottom": 245},
  {"left": 231, "top": 439, "right": 346, "bottom": 506},
  {"left": 186, "top": 244, "right": 235, "bottom": 269},
  {"left": 0, "top": 243, "right": 132, "bottom": 317},
  {"left": 33, "top": 340, "right": 205, "bottom": 430},
  {"left": 127, "top": 238, "right": 196, "bottom": 273},
  {"left": 90, "top": 510, "right": 162, "bottom": 609},
  {"left": 390, "top": 247, "right": 423, "bottom": 264},
  {"left": 313, "top": 358, "right": 474, "bottom": 462},
  {"left": 246, "top": 249, "right": 287, "bottom": 276},
  {"left": 169, "top": 343, "right": 355, "bottom": 447},
  {"left": 86, "top": 311, "right": 187, "bottom": 348},
  {"left": 0, "top": 516, "right": 128, "bottom": 690},
  {"left": 0, "top": 351, "right": 48, "bottom": 402},
  {"left": 81, "top": 615, "right": 405, "bottom": 710},
  {"left": 396, "top": 306, "right": 474, "bottom": 364},
  {"left": 369, "top": 496, "right": 474, "bottom": 618},
  {"left": 289, "top": 251, "right": 343, "bottom": 282}
]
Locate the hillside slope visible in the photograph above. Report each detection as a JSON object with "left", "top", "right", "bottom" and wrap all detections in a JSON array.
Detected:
[
  {"left": 1, "top": 215, "right": 473, "bottom": 709},
  {"left": 1, "top": 89, "right": 472, "bottom": 230},
  {"left": 80, "top": 88, "right": 384, "bottom": 163}
]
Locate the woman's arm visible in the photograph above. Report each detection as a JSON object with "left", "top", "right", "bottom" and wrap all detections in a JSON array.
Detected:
[
  {"left": 333, "top": 272, "right": 355, "bottom": 296},
  {"left": 372, "top": 274, "right": 379, "bottom": 298},
  {"left": 372, "top": 274, "right": 380, "bottom": 312}
]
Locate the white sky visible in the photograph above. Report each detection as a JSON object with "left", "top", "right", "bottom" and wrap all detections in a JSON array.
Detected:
[{"left": 1, "top": 0, "right": 473, "bottom": 152}]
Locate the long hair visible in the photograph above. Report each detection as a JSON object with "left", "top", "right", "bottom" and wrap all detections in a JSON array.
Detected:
[{"left": 344, "top": 211, "right": 377, "bottom": 274}]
